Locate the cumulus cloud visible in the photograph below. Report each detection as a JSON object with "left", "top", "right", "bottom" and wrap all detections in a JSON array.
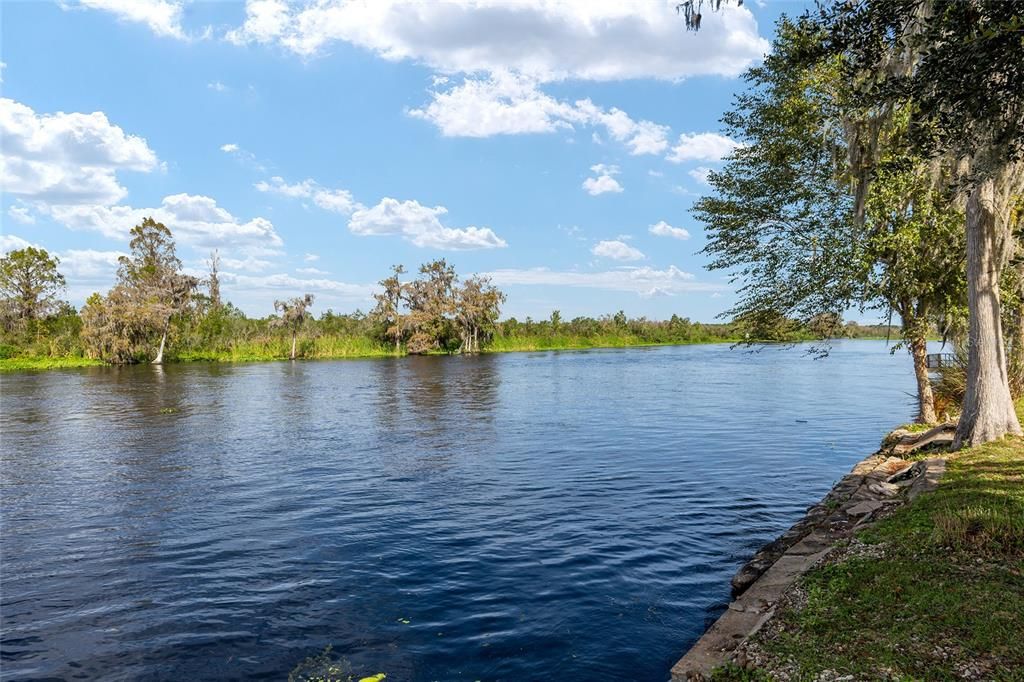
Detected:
[
  {"left": 255, "top": 176, "right": 361, "bottom": 214},
  {"left": 73, "top": 0, "right": 190, "bottom": 40},
  {"left": 296, "top": 266, "right": 328, "bottom": 275},
  {"left": 582, "top": 164, "right": 623, "bottom": 196},
  {"left": 7, "top": 205, "right": 35, "bottom": 225},
  {"left": 483, "top": 265, "right": 725, "bottom": 296},
  {"left": 648, "top": 220, "right": 691, "bottom": 240},
  {"left": 303, "top": 253, "right": 319, "bottom": 262},
  {"left": 348, "top": 198, "right": 507, "bottom": 250},
  {"left": 207, "top": 81, "right": 228, "bottom": 92},
  {"left": 666, "top": 132, "right": 741, "bottom": 163},
  {"left": 43, "top": 193, "right": 284, "bottom": 252},
  {"left": 408, "top": 72, "right": 669, "bottom": 155},
  {"left": 592, "top": 239, "right": 645, "bottom": 261},
  {"left": 0, "top": 97, "right": 159, "bottom": 205},
  {"left": 225, "top": 0, "right": 768, "bottom": 81}
]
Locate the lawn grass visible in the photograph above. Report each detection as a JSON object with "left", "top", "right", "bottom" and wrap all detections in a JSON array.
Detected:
[{"left": 735, "top": 400, "right": 1024, "bottom": 679}]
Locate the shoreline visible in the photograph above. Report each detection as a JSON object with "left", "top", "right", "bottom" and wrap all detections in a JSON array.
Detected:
[
  {"left": 0, "top": 335, "right": 906, "bottom": 372},
  {"left": 672, "top": 408, "right": 1023, "bottom": 680}
]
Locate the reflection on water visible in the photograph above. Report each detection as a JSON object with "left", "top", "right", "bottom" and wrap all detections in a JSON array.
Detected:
[{"left": 1, "top": 341, "right": 916, "bottom": 681}]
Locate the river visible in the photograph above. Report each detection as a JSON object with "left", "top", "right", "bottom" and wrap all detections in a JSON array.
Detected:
[{"left": 1, "top": 341, "right": 918, "bottom": 681}]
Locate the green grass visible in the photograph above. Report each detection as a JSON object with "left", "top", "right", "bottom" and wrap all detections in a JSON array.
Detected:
[
  {"left": 736, "top": 400, "right": 1024, "bottom": 679},
  {"left": 0, "top": 356, "right": 104, "bottom": 371},
  {"left": 485, "top": 333, "right": 739, "bottom": 353}
]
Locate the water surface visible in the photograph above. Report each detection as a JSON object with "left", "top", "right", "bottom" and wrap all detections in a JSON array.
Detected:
[{"left": 1, "top": 341, "right": 917, "bottom": 681}]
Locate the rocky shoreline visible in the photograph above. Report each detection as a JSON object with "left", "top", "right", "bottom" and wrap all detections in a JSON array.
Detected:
[{"left": 670, "top": 427, "right": 953, "bottom": 680}]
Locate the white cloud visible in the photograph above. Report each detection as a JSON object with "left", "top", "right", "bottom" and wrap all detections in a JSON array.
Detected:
[
  {"left": 7, "top": 205, "right": 36, "bottom": 225},
  {"left": 582, "top": 164, "right": 623, "bottom": 196},
  {"left": 296, "top": 266, "right": 328, "bottom": 275},
  {"left": 208, "top": 81, "right": 228, "bottom": 92},
  {"left": 43, "top": 193, "right": 284, "bottom": 252},
  {"left": 649, "top": 220, "right": 691, "bottom": 240},
  {"left": 225, "top": 0, "right": 769, "bottom": 81},
  {"left": 220, "top": 142, "right": 266, "bottom": 171},
  {"left": 408, "top": 72, "right": 576, "bottom": 137},
  {"left": 0, "top": 97, "right": 159, "bottom": 205},
  {"left": 254, "top": 176, "right": 361, "bottom": 214},
  {"left": 220, "top": 271, "right": 372, "bottom": 299},
  {"left": 409, "top": 72, "right": 669, "bottom": 155},
  {"left": 0, "top": 234, "right": 35, "bottom": 253},
  {"left": 348, "top": 197, "right": 507, "bottom": 250},
  {"left": 688, "top": 166, "right": 713, "bottom": 185},
  {"left": 666, "top": 132, "right": 741, "bottom": 163},
  {"left": 483, "top": 265, "right": 724, "bottom": 296},
  {"left": 74, "top": 0, "right": 189, "bottom": 40},
  {"left": 303, "top": 253, "right": 319, "bottom": 262},
  {"left": 57, "top": 248, "right": 127, "bottom": 280},
  {"left": 592, "top": 239, "right": 645, "bottom": 261},
  {"left": 221, "top": 256, "right": 273, "bottom": 272}
]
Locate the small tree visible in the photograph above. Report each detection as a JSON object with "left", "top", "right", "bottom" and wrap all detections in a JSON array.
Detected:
[
  {"left": 274, "top": 293, "right": 315, "bottom": 360},
  {"left": 0, "top": 247, "right": 66, "bottom": 329}
]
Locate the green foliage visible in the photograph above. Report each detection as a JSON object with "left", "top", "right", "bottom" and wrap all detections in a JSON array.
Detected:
[
  {"left": 0, "top": 246, "right": 66, "bottom": 328},
  {"left": 81, "top": 218, "right": 198, "bottom": 363}
]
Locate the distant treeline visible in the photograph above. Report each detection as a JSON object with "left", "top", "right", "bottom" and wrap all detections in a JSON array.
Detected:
[{"left": 1, "top": 219, "right": 898, "bottom": 368}]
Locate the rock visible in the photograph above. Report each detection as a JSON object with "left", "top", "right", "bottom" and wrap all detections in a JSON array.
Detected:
[
  {"left": 867, "top": 481, "right": 900, "bottom": 497},
  {"left": 886, "top": 461, "right": 923, "bottom": 484},
  {"left": 845, "top": 500, "right": 885, "bottom": 516}
]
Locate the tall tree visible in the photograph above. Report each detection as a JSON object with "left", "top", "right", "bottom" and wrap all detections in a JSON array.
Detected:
[
  {"left": 406, "top": 259, "right": 458, "bottom": 354},
  {"left": 694, "top": 17, "right": 966, "bottom": 424},
  {"left": 456, "top": 275, "right": 506, "bottom": 353},
  {"left": 207, "top": 250, "right": 222, "bottom": 309},
  {"left": 115, "top": 218, "right": 197, "bottom": 364},
  {"left": 372, "top": 264, "right": 407, "bottom": 354},
  {"left": 274, "top": 293, "right": 315, "bottom": 360},
  {"left": 817, "top": 0, "right": 1024, "bottom": 445},
  {"left": 0, "top": 247, "right": 66, "bottom": 327}
]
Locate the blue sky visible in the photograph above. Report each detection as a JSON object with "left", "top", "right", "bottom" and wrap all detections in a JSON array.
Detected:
[{"left": 1, "top": 0, "right": 814, "bottom": 321}]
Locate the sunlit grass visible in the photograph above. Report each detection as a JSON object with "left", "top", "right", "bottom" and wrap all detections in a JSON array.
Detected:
[{"left": 0, "top": 356, "right": 104, "bottom": 371}]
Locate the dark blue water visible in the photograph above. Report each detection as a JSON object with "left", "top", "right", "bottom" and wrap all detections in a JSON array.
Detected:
[{"left": 1, "top": 341, "right": 918, "bottom": 681}]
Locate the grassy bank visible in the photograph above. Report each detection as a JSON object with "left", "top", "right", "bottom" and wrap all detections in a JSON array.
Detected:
[
  {"left": 723, "top": 400, "right": 1024, "bottom": 680},
  {"left": 0, "top": 336, "right": 730, "bottom": 371},
  {"left": 0, "top": 356, "right": 105, "bottom": 371},
  {"left": 0, "top": 333, "right": 915, "bottom": 372}
]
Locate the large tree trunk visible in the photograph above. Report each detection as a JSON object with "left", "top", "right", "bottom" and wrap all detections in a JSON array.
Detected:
[
  {"left": 153, "top": 319, "right": 169, "bottom": 365},
  {"left": 290, "top": 332, "right": 297, "bottom": 360},
  {"left": 954, "top": 177, "right": 1023, "bottom": 447},
  {"left": 909, "top": 333, "right": 937, "bottom": 424}
]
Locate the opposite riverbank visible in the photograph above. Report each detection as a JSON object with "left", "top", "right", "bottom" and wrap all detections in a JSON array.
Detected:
[
  {"left": 677, "top": 400, "right": 1024, "bottom": 681},
  {"left": 0, "top": 333, "right": 915, "bottom": 372}
]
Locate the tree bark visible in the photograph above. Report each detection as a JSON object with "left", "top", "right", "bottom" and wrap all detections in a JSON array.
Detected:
[
  {"left": 954, "top": 177, "right": 1023, "bottom": 447},
  {"left": 153, "top": 318, "right": 168, "bottom": 365},
  {"left": 290, "top": 332, "right": 297, "bottom": 360},
  {"left": 908, "top": 333, "right": 936, "bottom": 424}
]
